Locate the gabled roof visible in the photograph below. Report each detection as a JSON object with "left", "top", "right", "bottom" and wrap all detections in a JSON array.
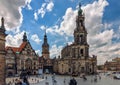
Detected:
[
  {"left": 11, "top": 47, "right": 19, "bottom": 53},
  {"left": 19, "top": 42, "right": 27, "bottom": 52},
  {"left": 5, "top": 42, "right": 27, "bottom": 53},
  {"left": 6, "top": 46, "right": 19, "bottom": 52}
]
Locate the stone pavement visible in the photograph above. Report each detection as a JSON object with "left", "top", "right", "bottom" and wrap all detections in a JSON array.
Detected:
[
  {"left": 34, "top": 74, "right": 120, "bottom": 85},
  {"left": 6, "top": 74, "right": 120, "bottom": 85}
]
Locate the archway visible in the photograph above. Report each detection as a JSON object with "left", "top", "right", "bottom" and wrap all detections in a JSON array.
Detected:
[{"left": 8, "top": 71, "right": 13, "bottom": 77}]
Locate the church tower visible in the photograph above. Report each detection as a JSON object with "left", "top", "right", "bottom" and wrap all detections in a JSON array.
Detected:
[
  {"left": 0, "top": 17, "right": 7, "bottom": 85},
  {"left": 42, "top": 31, "right": 49, "bottom": 59},
  {"left": 74, "top": 3, "right": 89, "bottom": 59},
  {"left": 23, "top": 32, "right": 28, "bottom": 42}
]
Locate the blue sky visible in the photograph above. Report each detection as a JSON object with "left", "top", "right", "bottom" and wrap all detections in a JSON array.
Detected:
[{"left": 0, "top": 0, "right": 120, "bottom": 65}]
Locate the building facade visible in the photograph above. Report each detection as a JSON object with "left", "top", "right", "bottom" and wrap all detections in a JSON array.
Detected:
[
  {"left": 104, "top": 57, "right": 120, "bottom": 71},
  {"left": 53, "top": 4, "right": 97, "bottom": 75},
  {"left": 0, "top": 17, "right": 6, "bottom": 85},
  {"left": 5, "top": 32, "right": 39, "bottom": 77},
  {"left": 39, "top": 32, "right": 53, "bottom": 74}
]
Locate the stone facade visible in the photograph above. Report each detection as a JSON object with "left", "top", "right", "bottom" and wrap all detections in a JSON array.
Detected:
[
  {"left": 5, "top": 32, "right": 39, "bottom": 77},
  {"left": 0, "top": 17, "right": 7, "bottom": 85},
  {"left": 104, "top": 57, "right": 120, "bottom": 71},
  {"left": 53, "top": 4, "right": 97, "bottom": 76}
]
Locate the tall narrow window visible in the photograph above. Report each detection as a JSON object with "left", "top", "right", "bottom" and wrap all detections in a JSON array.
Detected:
[
  {"left": 72, "top": 48, "right": 75, "bottom": 57},
  {"left": 77, "top": 35, "right": 79, "bottom": 43},
  {"left": 80, "top": 35, "right": 83, "bottom": 43},
  {"left": 62, "top": 64, "right": 63, "bottom": 72},
  {"left": 79, "top": 36, "right": 81, "bottom": 43},
  {"left": 80, "top": 49, "right": 84, "bottom": 56}
]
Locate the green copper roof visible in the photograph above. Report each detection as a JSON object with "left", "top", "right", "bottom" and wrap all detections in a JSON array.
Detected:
[
  {"left": 78, "top": 9, "right": 82, "bottom": 15},
  {"left": 16, "top": 52, "right": 20, "bottom": 54},
  {"left": 78, "top": 2, "right": 83, "bottom": 16}
]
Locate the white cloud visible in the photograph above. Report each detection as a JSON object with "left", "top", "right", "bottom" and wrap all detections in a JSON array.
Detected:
[
  {"left": 88, "top": 29, "right": 114, "bottom": 48},
  {"left": 34, "top": 12, "right": 38, "bottom": 20},
  {"left": 113, "top": 25, "right": 120, "bottom": 40},
  {"left": 35, "top": 50, "right": 41, "bottom": 56},
  {"left": 0, "top": 0, "right": 32, "bottom": 33},
  {"left": 47, "top": 8, "right": 77, "bottom": 36},
  {"left": 46, "top": 1, "right": 54, "bottom": 12},
  {"left": 0, "top": 0, "right": 23, "bottom": 31},
  {"left": 6, "top": 31, "right": 24, "bottom": 47},
  {"left": 58, "top": 8, "right": 77, "bottom": 36},
  {"left": 84, "top": 0, "right": 109, "bottom": 36},
  {"left": 34, "top": 1, "right": 54, "bottom": 19},
  {"left": 50, "top": 45, "right": 63, "bottom": 58},
  {"left": 31, "top": 34, "right": 41, "bottom": 44},
  {"left": 40, "top": 25, "right": 46, "bottom": 30},
  {"left": 25, "top": 0, "right": 32, "bottom": 10}
]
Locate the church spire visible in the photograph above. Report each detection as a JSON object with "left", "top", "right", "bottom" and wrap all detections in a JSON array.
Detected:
[
  {"left": 1, "top": 17, "right": 4, "bottom": 28},
  {"left": 43, "top": 30, "right": 48, "bottom": 46},
  {"left": 75, "top": 3, "right": 85, "bottom": 31},
  {"left": 74, "top": 2, "right": 88, "bottom": 45},
  {"left": 42, "top": 31, "right": 49, "bottom": 59},
  {"left": 0, "top": 17, "right": 5, "bottom": 33},
  {"left": 23, "top": 32, "right": 27, "bottom": 42}
]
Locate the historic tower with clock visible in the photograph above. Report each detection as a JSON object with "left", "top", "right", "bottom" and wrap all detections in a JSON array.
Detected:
[{"left": 42, "top": 31, "right": 50, "bottom": 59}]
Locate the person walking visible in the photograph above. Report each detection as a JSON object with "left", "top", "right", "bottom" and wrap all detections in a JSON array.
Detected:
[
  {"left": 94, "top": 75, "right": 97, "bottom": 82},
  {"left": 23, "top": 77, "right": 30, "bottom": 85},
  {"left": 63, "top": 78, "right": 66, "bottom": 85},
  {"left": 46, "top": 76, "right": 47, "bottom": 80},
  {"left": 73, "top": 78, "right": 77, "bottom": 85},
  {"left": 69, "top": 78, "right": 77, "bottom": 85},
  {"left": 45, "top": 82, "right": 49, "bottom": 85},
  {"left": 22, "top": 80, "right": 27, "bottom": 85},
  {"left": 15, "top": 79, "right": 22, "bottom": 85},
  {"left": 83, "top": 75, "right": 87, "bottom": 81},
  {"left": 7, "top": 81, "right": 12, "bottom": 85}
]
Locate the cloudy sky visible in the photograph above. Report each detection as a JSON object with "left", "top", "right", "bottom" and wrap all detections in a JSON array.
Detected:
[{"left": 0, "top": 0, "right": 120, "bottom": 65}]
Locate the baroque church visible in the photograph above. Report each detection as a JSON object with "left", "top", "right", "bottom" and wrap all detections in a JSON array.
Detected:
[
  {"left": 53, "top": 4, "right": 97, "bottom": 75},
  {"left": 5, "top": 30, "right": 39, "bottom": 76}
]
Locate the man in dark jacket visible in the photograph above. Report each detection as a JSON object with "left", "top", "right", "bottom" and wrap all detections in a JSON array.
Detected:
[{"left": 69, "top": 78, "right": 77, "bottom": 85}]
